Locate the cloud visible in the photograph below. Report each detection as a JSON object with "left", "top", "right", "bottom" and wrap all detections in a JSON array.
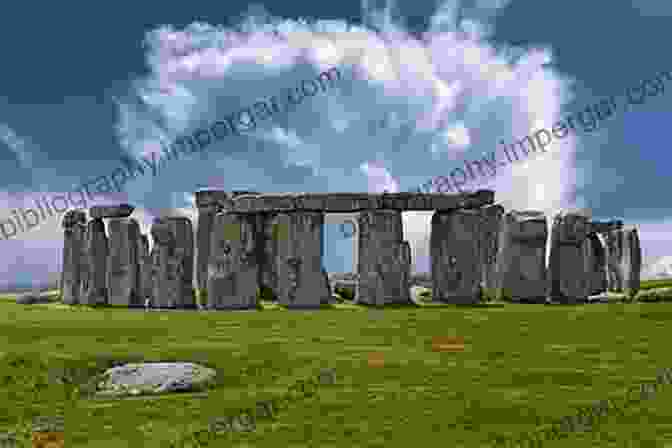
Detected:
[{"left": 1, "top": 0, "right": 584, "bottom": 280}]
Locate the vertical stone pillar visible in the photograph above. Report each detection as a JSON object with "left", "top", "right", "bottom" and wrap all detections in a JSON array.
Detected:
[
  {"left": 622, "top": 227, "right": 642, "bottom": 298},
  {"left": 107, "top": 217, "right": 142, "bottom": 307},
  {"left": 196, "top": 190, "right": 259, "bottom": 295},
  {"left": 430, "top": 209, "right": 482, "bottom": 304},
  {"left": 82, "top": 218, "right": 108, "bottom": 305},
  {"left": 356, "top": 209, "right": 411, "bottom": 305},
  {"left": 480, "top": 204, "right": 504, "bottom": 293},
  {"left": 586, "top": 233, "right": 607, "bottom": 295},
  {"left": 494, "top": 210, "right": 548, "bottom": 303},
  {"left": 605, "top": 230, "right": 624, "bottom": 292},
  {"left": 79, "top": 222, "right": 90, "bottom": 302},
  {"left": 138, "top": 234, "right": 152, "bottom": 303},
  {"left": 275, "top": 211, "right": 330, "bottom": 308},
  {"left": 548, "top": 211, "right": 591, "bottom": 303},
  {"left": 150, "top": 220, "right": 179, "bottom": 308},
  {"left": 61, "top": 210, "right": 87, "bottom": 305},
  {"left": 196, "top": 203, "right": 218, "bottom": 292},
  {"left": 149, "top": 217, "right": 195, "bottom": 308},
  {"left": 258, "top": 213, "right": 278, "bottom": 299},
  {"left": 207, "top": 212, "right": 259, "bottom": 309}
]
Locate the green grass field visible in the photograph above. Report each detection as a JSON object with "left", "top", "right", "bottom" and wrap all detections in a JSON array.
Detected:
[{"left": 2, "top": 286, "right": 672, "bottom": 447}]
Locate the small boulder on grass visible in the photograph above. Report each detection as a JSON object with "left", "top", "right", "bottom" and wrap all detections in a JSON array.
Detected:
[
  {"left": 410, "top": 286, "right": 432, "bottom": 304},
  {"left": 16, "top": 291, "right": 53, "bottom": 305},
  {"left": 95, "top": 362, "right": 217, "bottom": 397}
]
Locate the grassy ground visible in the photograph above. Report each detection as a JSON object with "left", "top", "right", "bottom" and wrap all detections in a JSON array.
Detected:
[
  {"left": 640, "top": 278, "right": 672, "bottom": 291},
  {"left": 2, "top": 290, "right": 672, "bottom": 447}
]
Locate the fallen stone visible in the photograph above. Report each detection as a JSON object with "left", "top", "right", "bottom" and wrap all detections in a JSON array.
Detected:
[
  {"left": 16, "top": 292, "right": 53, "bottom": 304},
  {"left": 410, "top": 286, "right": 431, "bottom": 304},
  {"left": 90, "top": 204, "right": 135, "bottom": 219},
  {"left": 95, "top": 362, "right": 217, "bottom": 397}
]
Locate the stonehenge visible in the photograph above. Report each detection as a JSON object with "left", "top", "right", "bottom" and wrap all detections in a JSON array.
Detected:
[{"left": 59, "top": 189, "right": 642, "bottom": 308}]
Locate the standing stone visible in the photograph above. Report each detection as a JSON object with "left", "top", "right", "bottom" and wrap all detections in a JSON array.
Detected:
[
  {"left": 357, "top": 210, "right": 412, "bottom": 306},
  {"left": 195, "top": 191, "right": 258, "bottom": 295},
  {"left": 320, "top": 267, "right": 336, "bottom": 304},
  {"left": 167, "top": 217, "right": 195, "bottom": 308},
  {"left": 258, "top": 213, "right": 278, "bottom": 299},
  {"left": 548, "top": 211, "right": 591, "bottom": 303},
  {"left": 196, "top": 202, "right": 218, "bottom": 292},
  {"left": 82, "top": 218, "right": 108, "bottom": 305},
  {"left": 586, "top": 233, "right": 607, "bottom": 295},
  {"left": 275, "top": 211, "right": 331, "bottom": 308},
  {"left": 107, "top": 217, "right": 142, "bottom": 307},
  {"left": 605, "top": 230, "right": 624, "bottom": 292},
  {"left": 150, "top": 220, "right": 179, "bottom": 308},
  {"left": 495, "top": 210, "right": 548, "bottom": 303},
  {"left": 138, "top": 234, "right": 152, "bottom": 303},
  {"left": 78, "top": 222, "right": 90, "bottom": 302},
  {"left": 150, "top": 217, "right": 195, "bottom": 308},
  {"left": 622, "top": 227, "right": 642, "bottom": 298},
  {"left": 480, "top": 204, "right": 504, "bottom": 293},
  {"left": 430, "top": 209, "right": 482, "bottom": 304},
  {"left": 61, "top": 210, "right": 87, "bottom": 305},
  {"left": 207, "top": 212, "right": 259, "bottom": 309}
]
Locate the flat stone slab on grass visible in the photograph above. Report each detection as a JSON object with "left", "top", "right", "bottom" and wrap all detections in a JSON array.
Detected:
[
  {"left": 96, "top": 362, "right": 216, "bottom": 397},
  {"left": 15, "top": 292, "right": 56, "bottom": 304}
]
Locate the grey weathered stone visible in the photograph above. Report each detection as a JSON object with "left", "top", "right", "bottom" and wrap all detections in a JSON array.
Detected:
[
  {"left": 275, "top": 211, "right": 331, "bottom": 308},
  {"left": 549, "top": 211, "right": 591, "bottom": 303},
  {"left": 95, "top": 362, "right": 216, "bottom": 397},
  {"left": 495, "top": 210, "right": 548, "bottom": 302},
  {"left": 16, "top": 292, "right": 52, "bottom": 304},
  {"left": 166, "top": 217, "right": 195, "bottom": 308},
  {"left": 605, "top": 229, "right": 624, "bottom": 292},
  {"left": 357, "top": 210, "right": 412, "bottom": 305},
  {"left": 61, "top": 210, "right": 87, "bottom": 305},
  {"left": 226, "top": 190, "right": 495, "bottom": 213},
  {"left": 138, "top": 234, "right": 152, "bottom": 302},
  {"left": 107, "top": 217, "right": 142, "bottom": 307},
  {"left": 258, "top": 213, "right": 278, "bottom": 298},
  {"left": 150, "top": 217, "right": 195, "bottom": 308},
  {"left": 207, "top": 212, "right": 259, "bottom": 309},
  {"left": 78, "top": 222, "right": 90, "bottom": 303},
  {"left": 89, "top": 204, "right": 135, "bottom": 219},
  {"left": 195, "top": 190, "right": 259, "bottom": 293},
  {"left": 586, "top": 233, "right": 607, "bottom": 295},
  {"left": 622, "top": 227, "right": 642, "bottom": 297},
  {"left": 480, "top": 204, "right": 504, "bottom": 292},
  {"left": 320, "top": 268, "right": 334, "bottom": 304},
  {"left": 410, "top": 285, "right": 432, "bottom": 304},
  {"left": 430, "top": 209, "right": 482, "bottom": 304},
  {"left": 82, "top": 218, "right": 108, "bottom": 305}
]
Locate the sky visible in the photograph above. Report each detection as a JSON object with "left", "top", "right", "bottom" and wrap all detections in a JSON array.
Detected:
[{"left": 0, "top": 0, "right": 670, "bottom": 288}]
